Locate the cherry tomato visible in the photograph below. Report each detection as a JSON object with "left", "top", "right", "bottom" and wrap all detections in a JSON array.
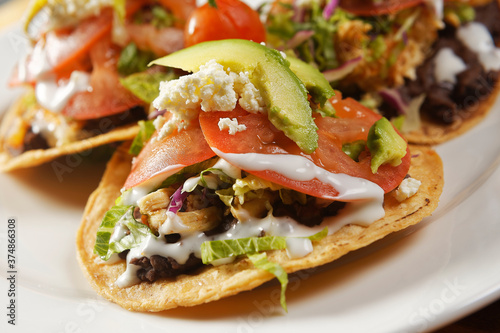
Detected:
[
  {"left": 339, "top": 0, "right": 425, "bottom": 16},
  {"left": 123, "top": 123, "right": 216, "bottom": 189},
  {"left": 184, "top": 0, "right": 266, "bottom": 47}
]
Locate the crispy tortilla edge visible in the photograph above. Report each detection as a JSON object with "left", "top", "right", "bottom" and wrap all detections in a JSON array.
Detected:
[{"left": 0, "top": 93, "right": 140, "bottom": 172}]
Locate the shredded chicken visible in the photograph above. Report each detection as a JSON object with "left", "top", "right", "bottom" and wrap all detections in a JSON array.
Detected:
[{"left": 336, "top": 7, "right": 438, "bottom": 91}]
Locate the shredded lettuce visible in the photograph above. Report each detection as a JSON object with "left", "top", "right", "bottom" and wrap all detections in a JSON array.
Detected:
[
  {"left": 248, "top": 252, "right": 289, "bottom": 312},
  {"left": 94, "top": 206, "right": 153, "bottom": 261},
  {"left": 201, "top": 228, "right": 328, "bottom": 264},
  {"left": 129, "top": 120, "right": 155, "bottom": 156},
  {"left": 121, "top": 71, "right": 176, "bottom": 104},
  {"left": 201, "top": 228, "right": 327, "bottom": 311},
  {"left": 201, "top": 236, "right": 287, "bottom": 264},
  {"left": 117, "top": 43, "right": 157, "bottom": 76},
  {"left": 151, "top": 5, "right": 175, "bottom": 28}
]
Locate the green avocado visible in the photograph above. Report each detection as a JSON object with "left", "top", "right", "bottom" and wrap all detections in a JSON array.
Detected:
[
  {"left": 367, "top": 117, "right": 407, "bottom": 174},
  {"left": 150, "top": 39, "right": 327, "bottom": 154},
  {"left": 287, "top": 56, "right": 334, "bottom": 107}
]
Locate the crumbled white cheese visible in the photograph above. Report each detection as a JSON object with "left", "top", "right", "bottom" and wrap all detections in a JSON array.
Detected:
[
  {"left": 231, "top": 72, "right": 266, "bottom": 113},
  {"left": 218, "top": 118, "right": 247, "bottom": 135},
  {"left": 152, "top": 59, "right": 266, "bottom": 141},
  {"left": 394, "top": 177, "right": 421, "bottom": 202},
  {"left": 48, "top": 0, "right": 113, "bottom": 22}
]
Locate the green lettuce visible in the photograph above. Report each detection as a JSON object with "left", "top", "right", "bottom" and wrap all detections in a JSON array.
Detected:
[
  {"left": 201, "top": 236, "right": 287, "bottom": 264},
  {"left": 248, "top": 252, "right": 289, "bottom": 312},
  {"left": 129, "top": 120, "right": 155, "bottom": 156},
  {"left": 94, "top": 206, "right": 153, "bottom": 261},
  {"left": 201, "top": 228, "right": 328, "bottom": 264},
  {"left": 201, "top": 228, "right": 327, "bottom": 311},
  {"left": 120, "top": 71, "right": 176, "bottom": 103},
  {"left": 118, "top": 43, "right": 157, "bottom": 76}
]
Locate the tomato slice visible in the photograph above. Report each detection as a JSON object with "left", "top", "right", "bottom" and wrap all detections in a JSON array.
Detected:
[
  {"left": 184, "top": 0, "right": 266, "bottom": 47},
  {"left": 199, "top": 103, "right": 410, "bottom": 198},
  {"left": 332, "top": 96, "right": 381, "bottom": 123},
  {"left": 339, "top": 0, "right": 424, "bottom": 16},
  {"left": 123, "top": 124, "right": 216, "bottom": 189},
  {"left": 62, "top": 38, "right": 143, "bottom": 120},
  {"left": 157, "top": 0, "right": 196, "bottom": 25},
  {"left": 10, "top": 1, "right": 147, "bottom": 86}
]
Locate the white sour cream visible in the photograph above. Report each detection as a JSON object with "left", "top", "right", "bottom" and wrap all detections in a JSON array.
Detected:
[
  {"left": 434, "top": 48, "right": 467, "bottom": 85},
  {"left": 457, "top": 22, "right": 500, "bottom": 71},
  {"left": 212, "top": 149, "right": 385, "bottom": 202},
  {"left": 35, "top": 71, "right": 91, "bottom": 113},
  {"left": 121, "top": 164, "right": 186, "bottom": 206}
]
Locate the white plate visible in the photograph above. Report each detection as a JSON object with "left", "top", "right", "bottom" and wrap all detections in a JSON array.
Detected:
[{"left": 1, "top": 23, "right": 500, "bottom": 333}]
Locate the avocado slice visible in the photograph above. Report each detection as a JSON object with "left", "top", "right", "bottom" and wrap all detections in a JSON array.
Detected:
[
  {"left": 287, "top": 56, "right": 334, "bottom": 107},
  {"left": 150, "top": 39, "right": 321, "bottom": 154},
  {"left": 367, "top": 117, "right": 408, "bottom": 174}
]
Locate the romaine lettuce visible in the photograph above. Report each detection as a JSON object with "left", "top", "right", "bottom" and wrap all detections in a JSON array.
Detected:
[{"left": 94, "top": 206, "right": 153, "bottom": 261}]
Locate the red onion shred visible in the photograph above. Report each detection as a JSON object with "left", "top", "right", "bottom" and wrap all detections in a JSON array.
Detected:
[
  {"left": 322, "top": 56, "right": 362, "bottom": 82},
  {"left": 323, "top": 0, "right": 339, "bottom": 20}
]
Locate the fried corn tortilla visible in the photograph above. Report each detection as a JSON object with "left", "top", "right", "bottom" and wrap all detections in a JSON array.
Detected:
[
  {"left": 0, "top": 92, "right": 140, "bottom": 172},
  {"left": 76, "top": 143, "right": 444, "bottom": 312}
]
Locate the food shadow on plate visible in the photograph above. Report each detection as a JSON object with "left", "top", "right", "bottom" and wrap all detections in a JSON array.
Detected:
[{"left": 3, "top": 145, "right": 116, "bottom": 207}]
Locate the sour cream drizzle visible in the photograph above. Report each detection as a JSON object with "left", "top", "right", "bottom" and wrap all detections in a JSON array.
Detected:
[
  {"left": 434, "top": 48, "right": 467, "bottom": 85},
  {"left": 121, "top": 164, "right": 186, "bottom": 206},
  {"left": 115, "top": 153, "right": 386, "bottom": 288},
  {"left": 212, "top": 149, "right": 384, "bottom": 202},
  {"left": 457, "top": 22, "right": 500, "bottom": 72},
  {"left": 35, "top": 71, "right": 92, "bottom": 113}
]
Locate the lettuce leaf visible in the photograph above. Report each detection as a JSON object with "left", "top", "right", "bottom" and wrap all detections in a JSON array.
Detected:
[
  {"left": 201, "top": 228, "right": 328, "bottom": 264},
  {"left": 248, "top": 253, "right": 289, "bottom": 312},
  {"left": 120, "top": 71, "right": 176, "bottom": 103},
  {"left": 129, "top": 120, "right": 156, "bottom": 156},
  {"left": 117, "top": 43, "right": 157, "bottom": 76},
  {"left": 94, "top": 206, "right": 153, "bottom": 261},
  {"left": 201, "top": 228, "right": 327, "bottom": 311},
  {"left": 201, "top": 236, "right": 287, "bottom": 264}
]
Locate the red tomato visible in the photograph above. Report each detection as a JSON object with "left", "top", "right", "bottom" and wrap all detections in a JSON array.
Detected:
[
  {"left": 184, "top": 0, "right": 266, "bottom": 47},
  {"left": 125, "top": 24, "right": 185, "bottom": 56},
  {"left": 62, "top": 38, "right": 143, "bottom": 120},
  {"left": 339, "top": 0, "right": 424, "bottom": 16},
  {"left": 123, "top": 124, "right": 216, "bottom": 189},
  {"left": 10, "top": 1, "right": 147, "bottom": 86},
  {"left": 157, "top": 0, "right": 197, "bottom": 26},
  {"left": 199, "top": 103, "right": 410, "bottom": 198},
  {"left": 332, "top": 96, "right": 381, "bottom": 123}
]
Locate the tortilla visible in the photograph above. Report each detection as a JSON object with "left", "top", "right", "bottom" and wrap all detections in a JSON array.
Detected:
[
  {"left": 404, "top": 78, "right": 500, "bottom": 145},
  {"left": 0, "top": 92, "right": 140, "bottom": 172},
  {"left": 76, "top": 143, "right": 444, "bottom": 312}
]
